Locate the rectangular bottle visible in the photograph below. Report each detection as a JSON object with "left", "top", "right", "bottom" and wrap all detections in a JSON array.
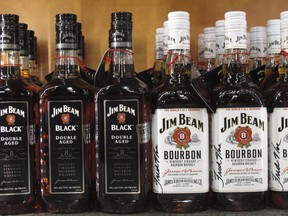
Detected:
[
  {"left": 39, "top": 13, "right": 95, "bottom": 213},
  {"left": 95, "top": 12, "right": 151, "bottom": 214},
  {"left": 151, "top": 11, "right": 210, "bottom": 213},
  {"left": 210, "top": 11, "right": 268, "bottom": 211},
  {"left": 0, "top": 14, "right": 37, "bottom": 214}
]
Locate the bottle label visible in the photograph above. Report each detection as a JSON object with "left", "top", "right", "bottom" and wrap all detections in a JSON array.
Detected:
[
  {"left": 152, "top": 108, "right": 209, "bottom": 194},
  {"left": 204, "top": 41, "right": 216, "bottom": 59},
  {"left": 168, "top": 30, "right": 190, "bottom": 50},
  {"left": 104, "top": 99, "right": 141, "bottom": 194},
  {"left": 0, "top": 102, "right": 31, "bottom": 195},
  {"left": 48, "top": 101, "right": 84, "bottom": 194},
  {"left": 281, "top": 30, "right": 288, "bottom": 50},
  {"left": 269, "top": 108, "right": 288, "bottom": 191},
  {"left": 211, "top": 107, "right": 268, "bottom": 192},
  {"left": 250, "top": 40, "right": 267, "bottom": 58},
  {"left": 225, "top": 29, "right": 247, "bottom": 49},
  {"left": 267, "top": 35, "right": 281, "bottom": 54},
  {"left": 216, "top": 36, "right": 225, "bottom": 55},
  {"left": 56, "top": 30, "right": 77, "bottom": 50}
]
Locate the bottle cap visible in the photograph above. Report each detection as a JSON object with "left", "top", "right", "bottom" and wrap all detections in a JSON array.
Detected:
[
  {"left": 19, "top": 23, "right": 29, "bottom": 56},
  {"left": 224, "top": 11, "right": 246, "bottom": 19},
  {"left": 280, "top": 11, "right": 288, "bottom": 19},
  {"left": 110, "top": 12, "right": 133, "bottom": 48},
  {"left": 0, "top": 14, "right": 20, "bottom": 51},
  {"left": 168, "top": 11, "right": 189, "bottom": 20},
  {"left": 55, "top": 13, "right": 78, "bottom": 50}
]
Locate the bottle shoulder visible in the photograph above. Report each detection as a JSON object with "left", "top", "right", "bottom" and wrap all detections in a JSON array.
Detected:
[
  {"left": 40, "top": 77, "right": 95, "bottom": 98},
  {"left": 0, "top": 78, "right": 37, "bottom": 98},
  {"left": 151, "top": 83, "right": 206, "bottom": 109},
  {"left": 263, "top": 82, "right": 288, "bottom": 108},
  {"left": 212, "top": 84, "right": 265, "bottom": 108}
]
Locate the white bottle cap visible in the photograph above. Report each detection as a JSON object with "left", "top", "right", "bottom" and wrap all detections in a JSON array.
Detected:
[
  {"left": 280, "top": 11, "right": 288, "bottom": 19},
  {"left": 267, "top": 19, "right": 281, "bottom": 27},
  {"left": 168, "top": 11, "right": 189, "bottom": 20},
  {"left": 224, "top": 11, "right": 246, "bottom": 19}
]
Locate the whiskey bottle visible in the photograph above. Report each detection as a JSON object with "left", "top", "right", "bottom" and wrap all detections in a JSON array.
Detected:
[
  {"left": 259, "top": 19, "right": 280, "bottom": 91},
  {"left": 151, "top": 11, "right": 209, "bottom": 213},
  {"left": 266, "top": 11, "right": 288, "bottom": 209},
  {"left": 203, "top": 27, "right": 216, "bottom": 72},
  {"left": 27, "top": 30, "right": 43, "bottom": 87},
  {"left": 249, "top": 26, "right": 267, "bottom": 84},
  {"left": 95, "top": 12, "right": 151, "bottom": 214},
  {"left": 0, "top": 14, "right": 37, "bottom": 214},
  {"left": 152, "top": 27, "right": 165, "bottom": 89},
  {"left": 211, "top": 11, "right": 267, "bottom": 211},
  {"left": 19, "top": 22, "right": 42, "bottom": 211},
  {"left": 39, "top": 13, "right": 94, "bottom": 213}
]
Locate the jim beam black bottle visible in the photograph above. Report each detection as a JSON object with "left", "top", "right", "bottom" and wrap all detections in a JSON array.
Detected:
[
  {"left": 39, "top": 13, "right": 94, "bottom": 213},
  {"left": 211, "top": 11, "right": 268, "bottom": 211},
  {"left": 95, "top": 12, "right": 151, "bottom": 213},
  {"left": 0, "top": 14, "right": 37, "bottom": 214}
]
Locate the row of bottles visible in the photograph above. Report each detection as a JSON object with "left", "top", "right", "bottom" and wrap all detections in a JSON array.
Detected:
[{"left": 2, "top": 9, "right": 288, "bottom": 215}]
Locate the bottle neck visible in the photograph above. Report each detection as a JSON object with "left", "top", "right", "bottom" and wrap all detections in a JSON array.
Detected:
[
  {"left": 108, "top": 48, "right": 135, "bottom": 81},
  {"left": 204, "top": 57, "right": 216, "bottom": 72},
  {"left": 0, "top": 50, "right": 21, "bottom": 80},
  {"left": 215, "top": 54, "right": 224, "bottom": 67},
  {"left": 20, "top": 55, "right": 31, "bottom": 78},
  {"left": 223, "top": 48, "right": 250, "bottom": 84},
  {"left": 53, "top": 49, "right": 80, "bottom": 79},
  {"left": 249, "top": 56, "right": 266, "bottom": 71},
  {"left": 28, "top": 59, "right": 37, "bottom": 76},
  {"left": 167, "top": 49, "right": 191, "bottom": 84}
]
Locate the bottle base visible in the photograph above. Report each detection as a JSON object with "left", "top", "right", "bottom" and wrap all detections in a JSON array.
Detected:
[
  {"left": 268, "top": 191, "right": 288, "bottom": 209},
  {"left": 211, "top": 191, "right": 266, "bottom": 211},
  {"left": 153, "top": 193, "right": 209, "bottom": 213}
]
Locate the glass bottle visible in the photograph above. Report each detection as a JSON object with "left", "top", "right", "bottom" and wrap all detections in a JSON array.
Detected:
[
  {"left": 266, "top": 11, "right": 288, "bottom": 209},
  {"left": 249, "top": 26, "right": 267, "bottom": 84},
  {"left": 27, "top": 30, "right": 43, "bottom": 87},
  {"left": 197, "top": 33, "right": 205, "bottom": 72},
  {"left": 203, "top": 27, "right": 216, "bottom": 73},
  {"left": 39, "top": 13, "right": 94, "bottom": 213},
  {"left": 151, "top": 11, "right": 209, "bottom": 213},
  {"left": 259, "top": 19, "right": 281, "bottom": 91},
  {"left": 210, "top": 11, "right": 267, "bottom": 211},
  {"left": 152, "top": 27, "right": 165, "bottom": 89},
  {"left": 0, "top": 14, "right": 37, "bottom": 214},
  {"left": 215, "top": 20, "right": 225, "bottom": 67},
  {"left": 95, "top": 12, "right": 151, "bottom": 214}
]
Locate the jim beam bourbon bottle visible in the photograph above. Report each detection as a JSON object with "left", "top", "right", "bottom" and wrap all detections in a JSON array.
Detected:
[
  {"left": 0, "top": 14, "right": 37, "bottom": 214},
  {"left": 39, "top": 13, "right": 94, "bottom": 213},
  {"left": 211, "top": 11, "right": 268, "bottom": 211},
  {"left": 267, "top": 11, "right": 288, "bottom": 209},
  {"left": 95, "top": 12, "right": 151, "bottom": 213},
  {"left": 151, "top": 11, "right": 209, "bottom": 213}
]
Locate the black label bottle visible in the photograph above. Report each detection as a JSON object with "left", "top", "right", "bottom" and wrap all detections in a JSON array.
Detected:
[
  {"left": 95, "top": 12, "right": 151, "bottom": 214},
  {"left": 266, "top": 11, "right": 288, "bottom": 209},
  {"left": 0, "top": 14, "right": 37, "bottom": 214},
  {"left": 27, "top": 30, "right": 43, "bottom": 87},
  {"left": 151, "top": 11, "right": 209, "bottom": 213},
  {"left": 211, "top": 11, "right": 267, "bottom": 211},
  {"left": 39, "top": 13, "right": 94, "bottom": 213}
]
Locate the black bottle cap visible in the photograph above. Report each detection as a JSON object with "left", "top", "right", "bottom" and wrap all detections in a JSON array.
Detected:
[
  {"left": 0, "top": 14, "right": 20, "bottom": 51},
  {"left": 55, "top": 13, "right": 78, "bottom": 50},
  {"left": 19, "top": 23, "right": 29, "bottom": 56},
  {"left": 110, "top": 12, "right": 133, "bottom": 48},
  {"left": 28, "top": 30, "right": 35, "bottom": 60}
]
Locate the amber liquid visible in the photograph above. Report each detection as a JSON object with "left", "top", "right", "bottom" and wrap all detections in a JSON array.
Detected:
[
  {"left": 151, "top": 64, "right": 209, "bottom": 213},
  {"left": 96, "top": 64, "right": 151, "bottom": 214},
  {"left": 263, "top": 74, "right": 288, "bottom": 209},
  {"left": 39, "top": 67, "right": 95, "bottom": 213},
  {"left": 211, "top": 62, "right": 266, "bottom": 211},
  {"left": 0, "top": 66, "right": 37, "bottom": 214}
]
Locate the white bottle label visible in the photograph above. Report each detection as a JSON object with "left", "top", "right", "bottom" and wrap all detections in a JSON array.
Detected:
[
  {"left": 152, "top": 108, "right": 209, "bottom": 194},
  {"left": 211, "top": 107, "right": 268, "bottom": 192},
  {"left": 250, "top": 40, "right": 267, "bottom": 58},
  {"left": 168, "top": 30, "right": 190, "bottom": 50},
  {"left": 225, "top": 29, "right": 247, "bottom": 49},
  {"left": 204, "top": 41, "right": 216, "bottom": 59},
  {"left": 269, "top": 108, "right": 288, "bottom": 191},
  {"left": 267, "top": 35, "right": 281, "bottom": 55}
]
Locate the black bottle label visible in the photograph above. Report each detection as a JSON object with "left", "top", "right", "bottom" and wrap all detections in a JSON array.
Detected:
[
  {"left": 48, "top": 101, "right": 84, "bottom": 194},
  {"left": 0, "top": 102, "right": 31, "bottom": 195},
  {"left": 104, "top": 99, "right": 140, "bottom": 194}
]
